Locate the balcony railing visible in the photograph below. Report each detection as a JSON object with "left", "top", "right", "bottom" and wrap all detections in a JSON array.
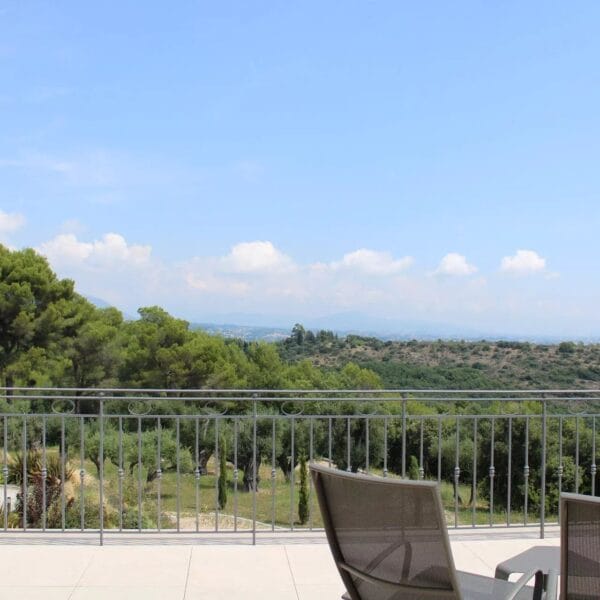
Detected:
[{"left": 0, "top": 387, "right": 599, "bottom": 544}]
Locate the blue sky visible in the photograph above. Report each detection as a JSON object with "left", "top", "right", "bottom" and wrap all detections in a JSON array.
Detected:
[{"left": 1, "top": 2, "right": 599, "bottom": 337}]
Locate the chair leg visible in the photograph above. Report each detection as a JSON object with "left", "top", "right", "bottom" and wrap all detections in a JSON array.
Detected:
[{"left": 533, "top": 570, "right": 544, "bottom": 600}]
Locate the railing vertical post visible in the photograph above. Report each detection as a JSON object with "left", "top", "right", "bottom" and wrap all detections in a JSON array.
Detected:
[
  {"left": 419, "top": 418, "right": 424, "bottom": 480},
  {"left": 79, "top": 416, "right": 85, "bottom": 531},
  {"left": 309, "top": 417, "right": 314, "bottom": 528},
  {"left": 540, "top": 395, "right": 547, "bottom": 539},
  {"left": 61, "top": 416, "right": 66, "bottom": 531},
  {"left": 176, "top": 417, "right": 181, "bottom": 532},
  {"left": 592, "top": 417, "right": 597, "bottom": 496},
  {"left": 489, "top": 417, "right": 495, "bottom": 527},
  {"left": 290, "top": 417, "right": 295, "bottom": 529},
  {"left": 194, "top": 418, "right": 199, "bottom": 533},
  {"left": 252, "top": 393, "right": 258, "bottom": 546},
  {"left": 472, "top": 418, "right": 478, "bottom": 528},
  {"left": 575, "top": 416, "right": 580, "bottom": 493},
  {"left": 383, "top": 416, "right": 388, "bottom": 477},
  {"left": 22, "top": 417, "right": 27, "bottom": 532},
  {"left": 327, "top": 418, "right": 332, "bottom": 467},
  {"left": 437, "top": 418, "right": 442, "bottom": 483},
  {"left": 99, "top": 393, "right": 104, "bottom": 546},
  {"left": 157, "top": 417, "right": 162, "bottom": 532},
  {"left": 3, "top": 416, "right": 8, "bottom": 532},
  {"left": 507, "top": 416, "right": 512, "bottom": 527},
  {"left": 215, "top": 419, "right": 220, "bottom": 533},
  {"left": 271, "top": 419, "right": 276, "bottom": 531},
  {"left": 523, "top": 417, "right": 529, "bottom": 526},
  {"left": 138, "top": 416, "right": 143, "bottom": 532},
  {"left": 454, "top": 415, "right": 460, "bottom": 528},
  {"left": 346, "top": 417, "right": 351, "bottom": 472},
  {"left": 401, "top": 393, "right": 407, "bottom": 478},
  {"left": 558, "top": 417, "right": 563, "bottom": 524}
]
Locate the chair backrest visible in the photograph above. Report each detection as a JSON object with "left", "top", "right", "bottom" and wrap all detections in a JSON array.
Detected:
[
  {"left": 310, "top": 464, "right": 461, "bottom": 600},
  {"left": 560, "top": 493, "right": 600, "bottom": 599}
]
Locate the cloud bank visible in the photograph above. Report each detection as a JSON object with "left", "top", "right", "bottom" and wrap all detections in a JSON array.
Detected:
[{"left": 26, "top": 229, "right": 580, "bottom": 335}]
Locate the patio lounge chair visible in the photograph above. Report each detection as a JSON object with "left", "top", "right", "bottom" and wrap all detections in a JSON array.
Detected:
[
  {"left": 560, "top": 492, "right": 600, "bottom": 599},
  {"left": 311, "top": 464, "right": 549, "bottom": 600}
]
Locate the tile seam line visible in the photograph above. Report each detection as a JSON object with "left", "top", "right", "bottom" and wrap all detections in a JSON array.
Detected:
[
  {"left": 67, "top": 546, "right": 99, "bottom": 600},
  {"left": 284, "top": 545, "right": 301, "bottom": 600},
  {"left": 182, "top": 545, "right": 194, "bottom": 600}
]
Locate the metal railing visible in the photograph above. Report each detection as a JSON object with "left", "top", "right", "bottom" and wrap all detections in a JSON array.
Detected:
[{"left": 1, "top": 387, "right": 600, "bottom": 544}]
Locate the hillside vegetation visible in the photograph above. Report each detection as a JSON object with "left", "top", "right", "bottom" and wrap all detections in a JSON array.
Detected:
[
  {"left": 0, "top": 245, "right": 379, "bottom": 391},
  {"left": 278, "top": 325, "right": 600, "bottom": 389},
  {"left": 3, "top": 243, "right": 599, "bottom": 392}
]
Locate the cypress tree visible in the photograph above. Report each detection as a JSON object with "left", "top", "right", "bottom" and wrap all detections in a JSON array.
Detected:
[
  {"left": 218, "top": 438, "right": 228, "bottom": 510},
  {"left": 298, "top": 453, "right": 309, "bottom": 525}
]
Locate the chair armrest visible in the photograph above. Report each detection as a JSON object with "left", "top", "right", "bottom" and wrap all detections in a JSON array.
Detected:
[
  {"left": 544, "top": 569, "right": 558, "bottom": 600},
  {"left": 504, "top": 568, "right": 544, "bottom": 600}
]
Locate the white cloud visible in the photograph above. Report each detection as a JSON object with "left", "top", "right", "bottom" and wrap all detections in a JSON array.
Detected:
[
  {"left": 434, "top": 253, "right": 477, "bottom": 276},
  {"left": 35, "top": 233, "right": 157, "bottom": 310},
  {"left": 221, "top": 241, "right": 295, "bottom": 274},
  {"left": 0, "top": 210, "right": 25, "bottom": 234},
  {"left": 500, "top": 249, "right": 546, "bottom": 275},
  {"left": 38, "top": 233, "right": 152, "bottom": 268},
  {"left": 331, "top": 249, "right": 413, "bottom": 275},
  {"left": 29, "top": 232, "right": 584, "bottom": 335}
]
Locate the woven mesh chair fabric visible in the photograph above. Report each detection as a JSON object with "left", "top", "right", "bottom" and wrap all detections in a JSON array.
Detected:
[{"left": 563, "top": 494, "right": 600, "bottom": 600}]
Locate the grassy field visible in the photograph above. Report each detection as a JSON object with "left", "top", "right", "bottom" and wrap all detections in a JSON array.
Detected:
[
  {"left": 65, "top": 454, "right": 551, "bottom": 531},
  {"left": 3, "top": 446, "right": 552, "bottom": 530}
]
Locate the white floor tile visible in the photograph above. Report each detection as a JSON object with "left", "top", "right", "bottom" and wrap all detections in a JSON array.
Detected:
[
  {"left": 184, "top": 585, "right": 299, "bottom": 600},
  {"left": 285, "top": 544, "right": 340, "bottom": 585},
  {"left": 0, "top": 546, "right": 96, "bottom": 586},
  {"left": 296, "top": 583, "right": 347, "bottom": 600},
  {"left": 77, "top": 546, "right": 191, "bottom": 587},
  {"left": 186, "top": 545, "right": 294, "bottom": 588},
  {"left": 70, "top": 586, "right": 185, "bottom": 600},
  {"left": 0, "top": 589, "right": 74, "bottom": 600}
]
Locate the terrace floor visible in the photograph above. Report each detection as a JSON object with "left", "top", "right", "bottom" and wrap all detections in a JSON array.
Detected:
[{"left": 0, "top": 527, "right": 560, "bottom": 599}]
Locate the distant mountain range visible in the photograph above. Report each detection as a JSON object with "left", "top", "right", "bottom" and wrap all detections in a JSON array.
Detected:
[
  {"left": 192, "top": 312, "right": 593, "bottom": 343},
  {"left": 85, "top": 297, "right": 596, "bottom": 344}
]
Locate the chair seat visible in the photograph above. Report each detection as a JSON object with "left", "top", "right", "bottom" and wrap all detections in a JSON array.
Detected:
[
  {"left": 457, "top": 571, "right": 537, "bottom": 600},
  {"left": 340, "top": 571, "right": 537, "bottom": 600}
]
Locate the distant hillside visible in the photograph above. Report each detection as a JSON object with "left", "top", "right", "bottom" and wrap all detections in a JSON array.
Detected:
[{"left": 277, "top": 329, "right": 600, "bottom": 389}]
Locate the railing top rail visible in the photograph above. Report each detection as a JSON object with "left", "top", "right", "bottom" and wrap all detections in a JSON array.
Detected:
[
  {"left": 2, "top": 387, "right": 600, "bottom": 394},
  {"left": 2, "top": 387, "right": 600, "bottom": 405}
]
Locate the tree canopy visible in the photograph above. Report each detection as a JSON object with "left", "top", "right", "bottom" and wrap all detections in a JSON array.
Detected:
[{"left": 0, "top": 245, "right": 382, "bottom": 392}]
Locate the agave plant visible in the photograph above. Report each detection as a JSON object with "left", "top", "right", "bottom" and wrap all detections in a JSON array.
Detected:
[{"left": 8, "top": 451, "right": 75, "bottom": 528}]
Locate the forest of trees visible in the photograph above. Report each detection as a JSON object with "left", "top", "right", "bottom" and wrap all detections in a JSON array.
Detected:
[
  {"left": 278, "top": 324, "right": 600, "bottom": 389},
  {"left": 0, "top": 245, "right": 381, "bottom": 392}
]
